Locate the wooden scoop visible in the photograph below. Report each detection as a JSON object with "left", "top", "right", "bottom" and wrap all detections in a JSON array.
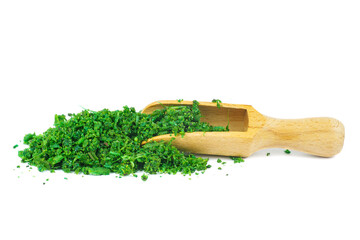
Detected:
[{"left": 141, "top": 100, "right": 345, "bottom": 157}]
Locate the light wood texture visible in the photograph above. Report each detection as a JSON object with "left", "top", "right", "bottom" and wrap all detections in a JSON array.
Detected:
[{"left": 141, "top": 100, "right": 345, "bottom": 157}]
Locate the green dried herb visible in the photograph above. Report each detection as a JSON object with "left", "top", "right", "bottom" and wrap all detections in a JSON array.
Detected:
[
  {"left": 284, "top": 149, "right": 291, "bottom": 154},
  {"left": 212, "top": 99, "right": 222, "bottom": 109},
  {"left": 18, "top": 100, "right": 227, "bottom": 177},
  {"left": 13, "top": 144, "right": 19, "bottom": 149},
  {"left": 266, "top": 153, "right": 270, "bottom": 156},
  {"left": 217, "top": 159, "right": 222, "bottom": 163},
  {"left": 141, "top": 174, "right": 148, "bottom": 181},
  {"left": 230, "top": 156, "right": 244, "bottom": 163}
]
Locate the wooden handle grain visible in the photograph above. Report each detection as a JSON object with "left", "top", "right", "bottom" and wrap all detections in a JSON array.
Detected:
[{"left": 253, "top": 117, "right": 345, "bottom": 157}]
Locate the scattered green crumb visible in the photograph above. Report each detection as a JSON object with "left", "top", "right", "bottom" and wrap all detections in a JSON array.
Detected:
[
  {"left": 43, "top": 182, "right": 45, "bottom": 185},
  {"left": 222, "top": 162, "right": 226, "bottom": 165},
  {"left": 46, "top": 178, "right": 49, "bottom": 181},
  {"left": 141, "top": 174, "right": 148, "bottom": 181},
  {"left": 133, "top": 174, "right": 138, "bottom": 178},
  {"left": 64, "top": 177, "right": 68, "bottom": 180},
  {"left": 195, "top": 172, "right": 199, "bottom": 175},
  {"left": 217, "top": 159, "right": 222, "bottom": 163},
  {"left": 218, "top": 167, "right": 222, "bottom": 170},
  {"left": 13, "top": 144, "right": 19, "bottom": 149},
  {"left": 284, "top": 149, "right": 291, "bottom": 154},
  {"left": 212, "top": 99, "right": 222, "bottom": 109},
  {"left": 266, "top": 153, "right": 270, "bottom": 156},
  {"left": 230, "top": 156, "right": 245, "bottom": 163},
  {"left": 16, "top": 165, "right": 20, "bottom": 168},
  {"left": 226, "top": 174, "right": 229, "bottom": 176},
  {"left": 177, "top": 99, "right": 183, "bottom": 103},
  {"left": 189, "top": 178, "right": 191, "bottom": 180}
]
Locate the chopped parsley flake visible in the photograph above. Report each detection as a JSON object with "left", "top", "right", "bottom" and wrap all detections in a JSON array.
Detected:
[
  {"left": 141, "top": 174, "right": 148, "bottom": 181},
  {"left": 284, "top": 149, "right": 291, "bottom": 154},
  {"left": 230, "top": 156, "right": 244, "bottom": 163},
  {"left": 212, "top": 99, "right": 222, "bottom": 109}
]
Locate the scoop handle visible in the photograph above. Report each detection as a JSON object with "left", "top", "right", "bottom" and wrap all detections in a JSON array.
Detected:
[{"left": 255, "top": 117, "right": 345, "bottom": 157}]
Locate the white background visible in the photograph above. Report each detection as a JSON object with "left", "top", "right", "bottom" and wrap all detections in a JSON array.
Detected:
[{"left": 0, "top": 1, "right": 359, "bottom": 239}]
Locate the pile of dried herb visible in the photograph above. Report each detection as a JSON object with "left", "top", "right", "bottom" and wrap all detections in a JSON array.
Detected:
[{"left": 18, "top": 100, "right": 228, "bottom": 177}]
